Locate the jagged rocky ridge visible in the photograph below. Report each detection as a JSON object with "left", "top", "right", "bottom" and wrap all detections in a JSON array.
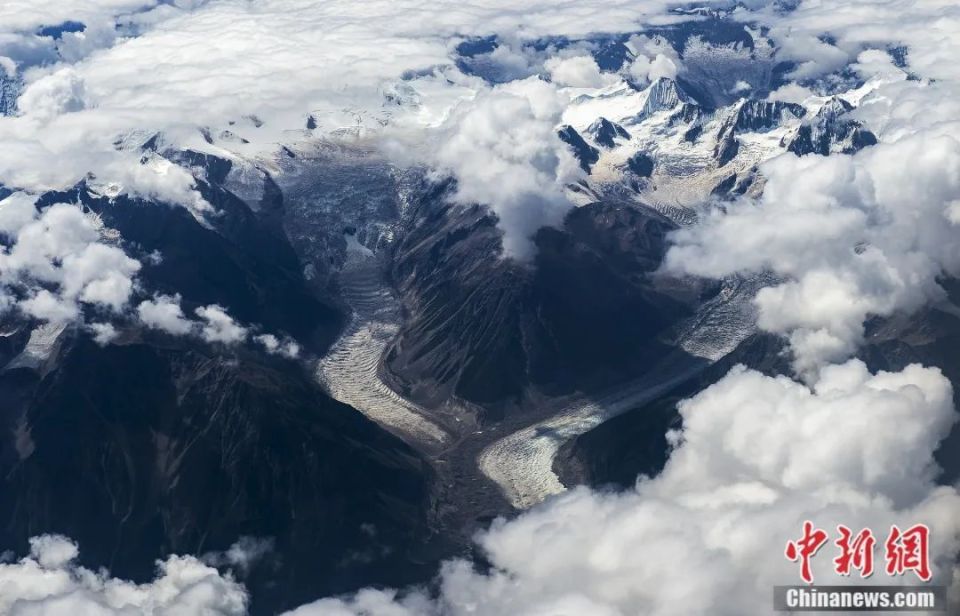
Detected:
[
  {"left": 557, "top": 76, "right": 878, "bottom": 213},
  {"left": 785, "top": 96, "right": 877, "bottom": 155}
]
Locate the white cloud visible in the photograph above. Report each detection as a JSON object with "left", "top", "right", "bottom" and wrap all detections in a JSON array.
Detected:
[
  {"left": 0, "top": 192, "right": 38, "bottom": 236},
  {"left": 138, "top": 296, "right": 295, "bottom": 354},
  {"left": 202, "top": 537, "right": 274, "bottom": 577},
  {"left": 254, "top": 333, "right": 300, "bottom": 358},
  {"left": 137, "top": 293, "right": 193, "bottom": 335},
  {"left": 750, "top": 0, "right": 960, "bottom": 83},
  {"left": 26, "top": 536, "right": 78, "bottom": 570},
  {"left": 62, "top": 243, "right": 140, "bottom": 311},
  {"left": 428, "top": 77, "right": 580, "bottom": 258},
  {"left": 0, "top": 0, "right": 697, "bottom": 252},
  {"left": 0, "top": 2, "right": 158, "bottom": 38},
  {"left": 88, "top": 321, "right": 118, "bottom": 345},
  {"left": 0, "top": 0, "right": 683, "bottom": 150},
  {"left": 254, "top": 333, "right": 280, "bottom": 352},
  {"left": 195, "top": 304, "right": 247, "bottom": 345},
  {"left": 0, "top": 200, "right": 141, "bottom": 323},
  {"left": 16, "top": 68, "right": 86, "bottom": 122},
  {"left": 626, "top": 54, "right": 651, "bottom": 83},
  {"left": 17, "top": 290, "right": 78, "bottom": 323},
  {"left": 544, "top": 55, "right": 612, "bottom": 89},
  {"left": 55, "top": 22, "right": 121, "bottom": 65},
  {"left": 474, "top": 42, "right": 538, "bottom": 82},
  {"left": 770, "top": 31, "right": 850, "bottom": 81},
  {"left": 851, "top": 48, "right": 902, "bottom": 80},
  {"left": 1, "top": 203, "right": 100, "bottom": 279},
  {"left": 647, "top": 53, "right": 679, "bottom": 82},
  {"left": 0, "top": 534, "right": 248, "bottom": 616},
  {"left": 625, "top": 34, "right": 684, "bottom": 84},
  {"left": 283, "top": 589, "right": 433, "bottom": 616},
  {"left": 766, "top": 82, "right": 814, "bottom": 104}
]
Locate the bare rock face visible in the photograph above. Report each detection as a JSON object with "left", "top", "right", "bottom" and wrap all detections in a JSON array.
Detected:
[{"left": 0, "top": 74, "right": 19, "bottom": 116}]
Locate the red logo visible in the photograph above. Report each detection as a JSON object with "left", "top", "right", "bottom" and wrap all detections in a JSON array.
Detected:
[{"left": 785, "top": 522, "right": 931, "bottom": 583}]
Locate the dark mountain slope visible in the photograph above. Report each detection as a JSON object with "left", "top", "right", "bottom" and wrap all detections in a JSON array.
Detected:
[
  {"left": 0, "top": 335, "right": 435, "bottom": 614},
  {"left": 37, "top": 154, "right": 344, "bottom": 353},
  {"left": 382, "top": 183, "right": 695, "bottom": 419}
]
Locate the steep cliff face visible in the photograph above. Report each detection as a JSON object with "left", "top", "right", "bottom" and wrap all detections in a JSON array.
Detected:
[{"left": 0, "top": 336, "right": 435, "bottom": 615}]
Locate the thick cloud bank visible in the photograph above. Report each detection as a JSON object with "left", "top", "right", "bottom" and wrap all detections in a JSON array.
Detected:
[
  {"left": 665, "top": 133, "right": 960, "bottom": 375},
  {"left": 0, "top": 0, "right": 958, "bottom": 260},
  {"left": 0, "top": 0, "right": 702, "bottom": 256}
]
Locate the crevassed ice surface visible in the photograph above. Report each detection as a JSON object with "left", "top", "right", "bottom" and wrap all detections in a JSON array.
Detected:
[
  {"left": 479, "top": 365, "right": 702, "bottom": 510},
  {"left": 316, "top": 238, "right": 452, "bottom": 453}
]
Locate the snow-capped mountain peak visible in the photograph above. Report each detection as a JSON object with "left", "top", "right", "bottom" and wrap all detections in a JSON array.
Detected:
[{"left": 557, "top": 70, "right": 880, "bottom": 218}]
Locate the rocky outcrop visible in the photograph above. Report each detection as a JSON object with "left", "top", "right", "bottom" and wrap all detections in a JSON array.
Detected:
[
  {"left": 558, "top": 125, "right": 600, "bottom": 173},
  {"left": 588, "top": 117, "right": 631, "bottom": 148},
  {"left": 785, "top": 97, "right": 877, "bottom": 156}
]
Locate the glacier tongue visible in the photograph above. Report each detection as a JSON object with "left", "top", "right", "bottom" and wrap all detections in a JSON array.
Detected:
[
  {"left": 315, "top": 237, "right": 453, "bottom": 454},
  {"left": 5, "top": 322, "right": 69, "bottom": 373}
]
